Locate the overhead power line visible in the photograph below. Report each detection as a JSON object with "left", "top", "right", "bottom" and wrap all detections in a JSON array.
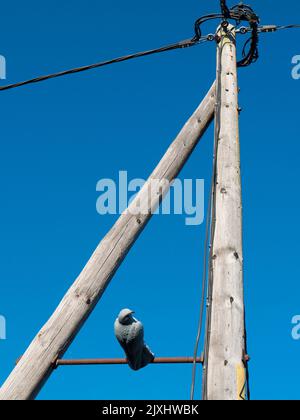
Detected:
[
  {"left": 0, "top": 36, "right": 209, "bottom": 92},
  {"left": 276, "top": 24, "right": 300, "bottom": 30},
  {"left": 0, "top": 6, "right": 298, "bottom": 94},
  {"left": 237, "top": 24, "right": 300, "bottom": 33}
]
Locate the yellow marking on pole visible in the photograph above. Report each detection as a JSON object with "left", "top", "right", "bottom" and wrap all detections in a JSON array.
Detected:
[{"left": 236, "top": 364, "right": 246, "bottom": 400}]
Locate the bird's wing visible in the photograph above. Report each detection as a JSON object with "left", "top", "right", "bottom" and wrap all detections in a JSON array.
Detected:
[
  {"left": 125, "top": 321, "right": 145, "bottom": 370},
  {"left": 127, "top": 320, "right": 144, "bottom": 345}
]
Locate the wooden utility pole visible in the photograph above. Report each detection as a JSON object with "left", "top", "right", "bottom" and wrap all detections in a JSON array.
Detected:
[
  {"left": 203, "top": 25, "right": 246, "bottom": 400},
  {"left": 0, "top": 83, "right": 216, "bottom": 400}
]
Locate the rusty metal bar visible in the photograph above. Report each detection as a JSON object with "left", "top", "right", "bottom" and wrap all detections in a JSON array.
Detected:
[{"left": 55, "top": 356, "right": 204, "bottom": 367}]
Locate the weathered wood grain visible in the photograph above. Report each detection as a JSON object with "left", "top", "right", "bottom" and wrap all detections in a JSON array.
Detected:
[{"left": 205, "top": 26, "right": 246, "bottom": 400}]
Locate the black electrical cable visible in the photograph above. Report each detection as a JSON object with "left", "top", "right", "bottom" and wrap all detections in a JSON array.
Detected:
[
  {"left": 201, "top": 39, "right": 223, "bottom": 400},
  {"left": 237, "top": 24, "right": 300, "bottom": 33},
  {"left": 230, "top": 3, "right": 259, "bottom": 67},
  {"left": 220, "top": 0, "right": 230, "bottom": 18},
  {"left": 0, "top": 3, "right": 263, "bottom": 94},
  {"left": 190, "top": 136, "right": 215, "bottom": 400},
  {"left": 0, "top": 37, "right": 207, "bottom": 92},
  {"left": 276, "top": 24, "right": 300, "bottom": 30}
]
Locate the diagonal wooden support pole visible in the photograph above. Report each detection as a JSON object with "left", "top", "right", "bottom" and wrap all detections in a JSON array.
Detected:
[{"left": 0, "top": 82, "right": 215, "bottom": 400}]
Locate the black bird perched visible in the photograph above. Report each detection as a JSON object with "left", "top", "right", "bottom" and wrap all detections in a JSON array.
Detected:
[{"left": 114, "top": 309, "right": 155, "bottom": 371}]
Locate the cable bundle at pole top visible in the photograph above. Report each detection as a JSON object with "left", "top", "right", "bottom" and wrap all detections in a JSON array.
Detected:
[
  {"left": 193, "top": 2, "right": 260, "bottom": 67},
  {"left": 0, "top": 1, "right": 299, "bottom": 92}
]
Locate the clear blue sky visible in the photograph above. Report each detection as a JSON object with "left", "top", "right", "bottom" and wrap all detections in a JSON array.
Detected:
[{"left": 0, "top": 0, "right": 299, "bottom": 400}]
